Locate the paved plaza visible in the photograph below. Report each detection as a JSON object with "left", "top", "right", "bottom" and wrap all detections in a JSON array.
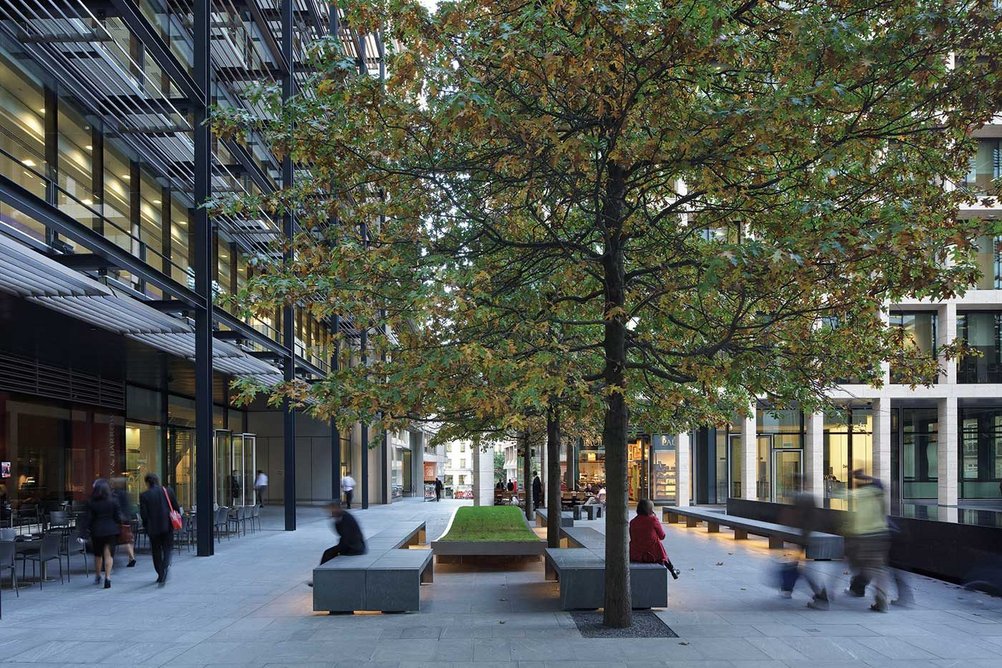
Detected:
[{"left": 1, "top": 499, "right": 1001, "bottom": 667}]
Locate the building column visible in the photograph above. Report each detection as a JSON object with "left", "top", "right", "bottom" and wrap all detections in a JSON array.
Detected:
[
  {"left": 938, "top": 302, "right": 958, "bottom": 385},
  {"left": 937, "top": 396, "right": 958, "bottom": 507},
  {"left": 280, "top": 0, "right": 297, "bottom": 532},
  {"left": 804, "top": 412, "right": 824, "bottom": 498},
  {"left": 193, "top": 0, "right": 214, "bottom": 557},
  {"left": 872, "top": 397, "right": 893, "bottom": 507},
  {"left": 742, "top": 411, "right": 757, "bottom": 500},
  {"left": 676, "top": 432, "right": 690, "bottom": 507}
]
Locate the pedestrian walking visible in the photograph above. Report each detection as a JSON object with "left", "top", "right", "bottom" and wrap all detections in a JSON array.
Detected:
[
  {"left": 629, "top": 499, "right": 680, "bottom": 579},
  {"left": 434, "top": 477, "right": 444, "bottom": 502},
  {"left": 79, "top": 478, "right": 123, "bottom": 589},
  {"left": 844, "top": 471, "right": 891, "bottom": 612},
  {"left": 307, "top": 501, "right": 366, "bottom": 586},
  {"left": 110, "top": 477, "right": 136, "bottom": 568},
  {"left": 341, "top": 473, "right": 356, "bottom": 509},
  {"left": 778, "top": 479, "right": 829, "bottom": 609},
  {"left": 254, "top": 470, "right": 268, "bottom": 507},
  {"left": 139, "top": 473, "right": 181, "bottom": 587},
  {"left": 532, "top": 471, "right": 543, "bottom": 511}
]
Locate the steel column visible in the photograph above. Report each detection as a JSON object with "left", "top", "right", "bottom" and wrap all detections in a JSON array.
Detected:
[
  {"left": 281, "top": 0, "right": 297, "bottom": 532},
  {"left": 331, "top": 315, "right": 341, "bottom": 503},
  {"left": 360, "top": 327, "right": 368, "bottom": 509},
  {"left": 193, "top": 0, "right": 214, "bottom": 557}
]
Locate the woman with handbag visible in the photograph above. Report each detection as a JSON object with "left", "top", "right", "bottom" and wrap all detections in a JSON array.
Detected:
[
  {"left": 111, "top": 477, "right": 136, "bottom": 568},
  {"left": 80, "top": 478, "right": 123, "bottom": 589}
]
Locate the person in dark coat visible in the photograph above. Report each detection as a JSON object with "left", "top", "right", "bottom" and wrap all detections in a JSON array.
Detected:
[
  {"left": 139, "top": 473, "right": 181, "bottom": 587},
  {"left": 629, "top": 499, "right": 679, "bottom": 579},
  {"left": 80, "top": 478, "right": 123, "bottom": 589},
  {"left": 532, "top": 472, "right": 543, "bottom": 511},
  {"left": 434, "top": 477, "right": 444, "bottom": 502},
  {"left": 308, "top": 501, "right": 366, "bottom": 586},
  {"left": 110, "top": 477, "right": 136, "bottom": 568}
]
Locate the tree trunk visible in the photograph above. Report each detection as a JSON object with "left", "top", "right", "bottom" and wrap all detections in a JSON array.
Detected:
[
  {"left": 601, "top": 163, "right": 631, "bottom": 628},
  {"left": 566, "top": 437, "right": 575, "bottom": 489},
  {"left": 523, "top": 428, "right": 533, "bottom": 522},
  {"left": 546, "top": 405, "right": 562, "bottom": 548}
]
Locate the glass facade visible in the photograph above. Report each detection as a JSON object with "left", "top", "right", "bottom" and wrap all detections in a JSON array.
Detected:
[
  {"left": 824, "top": 405, "right": 873, "bottom": 510},
  {"left": 889, "top": 311, "right": 938, "bottom": 384},
  {"left": 959, "top": 407, "right": 1002, "bottom": 499},
  {"left": 892, "top": 408, "right": 938, "bottom": 501},
  {"left": 964, "top": 138, "right": 1001, "bottom": 194},
  {"left": 756, "top": 408, "right": 803, "bottom": 502},
  {"left": 0, "top": 393, "right": 124, "bottom": 515},
  {"left": 958, "top": 311, "right": 1002, "bottom": 383},
  {"left": 973, "top": 235, "right": 1002, "bottom": 290}
]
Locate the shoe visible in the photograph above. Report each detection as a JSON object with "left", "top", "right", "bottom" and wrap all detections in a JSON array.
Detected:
[
  {"left": 870, "top": 601, "right": 888, "bottom": 613},
  {"left": 127, "top": 559, "right": 136, "bottom": 568},
  {"left": 670, "top": 568, "right": 680, "bottom": 580},
  {"left": 306, "top": 580, "right": 314, "bottom": 587},
  {"left": 781, "top": 590, "right": 793, "bottom": 599},
  {"left": 104, "top": 579, "right": 111, "bottom": 589},
  {"left": 808, "top": 591, "right": 830, "bottom": 610},
  {"left": 157, "top": 580, "right": 165, "bottom": 588},
  {"left": 94, "top": 574, "right": 102, "bottom": 585},
  {"left": 844, "top": 587, "right": 865, "bottom": 598}
]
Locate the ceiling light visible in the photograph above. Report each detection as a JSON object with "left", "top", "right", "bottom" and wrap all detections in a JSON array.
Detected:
[
  {"left": 22, "top": 159, "right": 35, "bottom": 167},
  {"left": 85, "top": 145, "right": 92, "bottom": 150}
]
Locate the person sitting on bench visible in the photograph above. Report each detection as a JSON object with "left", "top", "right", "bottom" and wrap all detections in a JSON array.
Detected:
[
  {"left": 630, "top": 499, "right": 680, "bottom": 579},
  {"left": 307, "top": 501, "right": 366, "bottom": 587}
]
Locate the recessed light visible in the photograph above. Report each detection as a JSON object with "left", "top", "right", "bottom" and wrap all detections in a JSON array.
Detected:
[
  {"left": 22, "top": 158, "right": 35, "bottom": 167},
  {"left": 153, "top": 199, "right": 161, "bottom": 204},
  {"left": 121, "top": 174, "right": 130, "bottom": 179},
  {"left": 85, "top": 145, "right": 92, "bottom": 150}
]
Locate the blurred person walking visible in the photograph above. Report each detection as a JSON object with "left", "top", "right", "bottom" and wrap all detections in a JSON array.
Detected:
[
  {"left": 110, "top": 477, "right": 136, "bottom": 568},
  {"left": 140, "top": 473, "right": 181, "bottom": 587},
  {"left": 844, "top": 471, "right": 891, "bottom": 612},
  {"left": 629, "top": 499, "right": 680, "bottom": 579},
  {"left": 532, "top": 471, "right": 543, "bottom": 511},
  {"left": 80, "top": 478, "right": 123, "bottom": 589},
  {"left": 254, "top": 470, "right": 268, "bottom": 507},
  {"left": 779, "top": 480, "right": 829, "bottom": 609}
]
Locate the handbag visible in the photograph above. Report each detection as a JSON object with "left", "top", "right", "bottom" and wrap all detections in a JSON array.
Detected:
[
  {"left": 163, "top": 487, "right": 182, "bottom": 530},
  {"left": 118, "top": 522, "right": 134, "bottom": 545}
]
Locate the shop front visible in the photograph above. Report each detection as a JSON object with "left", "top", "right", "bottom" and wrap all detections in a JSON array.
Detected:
[{"left": 576, "top": 434, "right": 679, "bottom": 505}]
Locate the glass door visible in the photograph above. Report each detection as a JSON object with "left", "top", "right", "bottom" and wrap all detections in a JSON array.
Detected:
[
  {"left": 772, "top": 449, "right": 803, "bottom": 503},
  {"left": 728, "top": 434, "right": 742, "bottom": 499},
  {"left": 169, "top": 427, "right": 195, "bottom": 512},
  {"left": 757, "top": 435, "right": 773, "bottom": 500},
  {"left": 236, "top": 434, "right": 256, "bottom": 507},
  {"left": 213, "top": 430, "right": 232, "bottom": 507}
]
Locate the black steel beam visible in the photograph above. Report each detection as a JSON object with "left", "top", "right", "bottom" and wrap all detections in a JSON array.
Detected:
[
  {"left": 360, "top": 326, "right": 368, "bottom": 509},
  {"left": 220, "top": 138, "right": 277, "bottom": 194},
  {"left": 110, "top": 0, "right": 204, "bottom": 106},
  {"left": 49, "top": 254, "right": 114, "bottom": 271},
  {"left": 193, "top": 0, "right": 215, "bottom": 557},
  {"left": 212, "top": 330, "right": 247, "bottom": 342},
  {"left": 331, "top": 314, "right": 341, "bottom": 503},
  {"left": 236, "top": 0, "right": 289, "bottom": 74},
  {"left": 281, "top": 0, "right": 297, "bottom": 532}
]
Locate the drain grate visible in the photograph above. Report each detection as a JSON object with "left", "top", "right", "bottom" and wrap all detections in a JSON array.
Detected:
[{"left": 570, "top": 611, "right": 679, "bottom": 638}]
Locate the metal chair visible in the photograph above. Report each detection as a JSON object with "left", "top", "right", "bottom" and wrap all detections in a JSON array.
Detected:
[
  {"left": 251, "top": 505, "right": 261, "bottom": 533},
  {"left": 0, "top": 540, "right": 17, "bottom": 597},
  {"left": 47, "top": 510, "right": 70, "bottom": 532},
  {"left": 19, "top": 533, "right": 63, "bottom": 588},
  {"left": 57, "top": 531, "right": 89, "bottom": 581},
  {"left": 214, "top": 507, "right": 230, "bottom": 541}
]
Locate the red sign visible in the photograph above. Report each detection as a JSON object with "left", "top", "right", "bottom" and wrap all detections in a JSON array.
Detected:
[{"left": 423, "top": 461, "right": 437, "bottom": 482}]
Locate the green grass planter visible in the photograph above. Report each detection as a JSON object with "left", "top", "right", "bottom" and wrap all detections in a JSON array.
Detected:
[{"left": 431, "top": 506, "right": 544, "bottom": 561}]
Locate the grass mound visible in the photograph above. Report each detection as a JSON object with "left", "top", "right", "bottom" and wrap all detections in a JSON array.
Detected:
[{"left": 438, "top": 506, "right": 540, "bottom": 542}]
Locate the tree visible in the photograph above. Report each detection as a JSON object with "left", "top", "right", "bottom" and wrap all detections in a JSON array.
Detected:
[{"left": 217, "top": 0, "right": 1002, "bottom": 627}]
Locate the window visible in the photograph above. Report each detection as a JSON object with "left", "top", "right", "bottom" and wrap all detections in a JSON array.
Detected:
[
  {"left": 958, "top": 408, "right": 1002, "bottom": 499},
  {"left": 963, "top": 139, "right": 1001, "bottom": 194},
  {"left": 958, "top": 312, "right": 1002, "bottom": 383},
  {"left": 0, "top": 54, "right": 46, "bottom": 240},
  {"left": 972, "top": 235, "right": 1002, "bottom": 290},
  {"left": 889, "top": 312, "right": 938, "bottom": 384}
]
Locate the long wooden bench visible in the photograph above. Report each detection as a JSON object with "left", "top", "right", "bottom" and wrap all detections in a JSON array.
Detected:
[
  {"left": 313, "top": 521, "right": 432, "bottom": 613},
  {"left": 544, "top": 526, "right": 668, "bottom": 610},
  {"left": 662, "top": 506, "right": 843, "bottom": 560}
]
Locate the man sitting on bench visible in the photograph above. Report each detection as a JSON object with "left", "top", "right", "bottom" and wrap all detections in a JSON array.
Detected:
[{"left": 307, "top": 500, "right": 366, "bottom": 586}]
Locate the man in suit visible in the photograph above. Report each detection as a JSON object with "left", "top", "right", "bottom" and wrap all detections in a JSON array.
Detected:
[{"left": 140, "top": 473, "right": 181, "bottom": 587}]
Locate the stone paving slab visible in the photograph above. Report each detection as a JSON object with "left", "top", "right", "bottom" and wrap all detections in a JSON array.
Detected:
[{"left": 1, "top": 498, "right": 1001, "bottom": 666}]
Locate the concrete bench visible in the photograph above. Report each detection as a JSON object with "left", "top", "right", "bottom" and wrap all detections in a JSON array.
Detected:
[
  {"left": 579, "top": 504, "right": 603, "bottom": 520},
  {"left": 536, "top": 508, "right": 574, "bottom": 528},
  {"left": 543, "top": 526, "right": 668, "bottom": 610},
  {"left": 662, "top": 506, "right": 843, "bottom": 560},
  {"left": 313, "top": 521, "right": 432, "bottom": 613}
]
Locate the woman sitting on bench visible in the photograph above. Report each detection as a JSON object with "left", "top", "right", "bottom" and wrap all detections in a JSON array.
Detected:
[{"left": 630, "top": 499, "right": 680, "bottom": 579}]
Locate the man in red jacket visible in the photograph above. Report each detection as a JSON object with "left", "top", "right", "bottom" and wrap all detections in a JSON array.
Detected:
[{"left": 629, "top": 499, "right": 680, "bottom": 579}]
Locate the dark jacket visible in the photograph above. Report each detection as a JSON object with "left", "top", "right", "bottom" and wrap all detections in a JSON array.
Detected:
[
  {"left": 81, "top": 498, "right": 123, "bottom": 539},
  {"left": 140, "top": 484, "right": 181, "bottom": 536},
  {"left": 332, "top": 511, "right": 366, "bottom": 555},
  {"left": 532, "top": 476, "right": 543, "bottom": 498}
]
